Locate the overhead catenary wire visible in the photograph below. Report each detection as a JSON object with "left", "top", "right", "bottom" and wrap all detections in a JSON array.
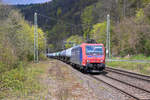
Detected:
[
  {"left": 37, "top": 13, "right": 93, "bottom": 37},
  {"left": 38, "top": 13, "right": 99, "bottom": 43},
  {"left": 38, "top": 13, "right": 78, "bottom": 27},
  {"left": 37, "top": 13, "right": 95, "bottom": 29}
]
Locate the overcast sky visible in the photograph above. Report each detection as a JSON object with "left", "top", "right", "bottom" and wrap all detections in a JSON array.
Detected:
[{"left": 2, "top": 0, "right": 52, "bottom": 5}]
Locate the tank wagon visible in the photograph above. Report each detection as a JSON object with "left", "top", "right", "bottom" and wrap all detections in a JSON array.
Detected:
[{"left": 47, "top": 43, "right": 105, "bottom": 73}]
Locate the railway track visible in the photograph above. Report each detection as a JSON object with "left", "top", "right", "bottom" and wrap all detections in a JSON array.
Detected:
[
  {"left": 106, "top": 67, "right": 150, "bottom": 81},
  {"left": 90, "top": 67, "right": 150, "bottom": 100},
  {"left": 90, "top": 76, "right": 140, "bottom": 100},
  {"left": 58, "top": 59, "right": 150, "bottom": 99}
]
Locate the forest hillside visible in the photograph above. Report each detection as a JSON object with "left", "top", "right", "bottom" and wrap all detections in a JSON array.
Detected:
[{"left": 16, "top": 0, "right": 150, "bottom": 56}]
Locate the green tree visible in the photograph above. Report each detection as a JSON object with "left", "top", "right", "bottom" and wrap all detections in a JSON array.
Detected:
[
  {"left": 90, "top": 22, "right": 107, "bottom": 44},
  {"left": 81, "top": 5, "right": 94, "bottom": 39},
  {"left": 136, "top": 8, "right": 145, "bottom": 22},
  {"left": 65, "top": 35, "right": 83, "bottom": 48},
  {"left": 0, "top": 5, "right": 46, "bottom": 73}
]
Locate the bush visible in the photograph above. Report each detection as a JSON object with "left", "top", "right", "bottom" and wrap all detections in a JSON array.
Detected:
[
  {"left": 65, "top": 35, "right": 83, "bottom": 48},
  {"left": 90, "top": 22, "right": 107, "bottom": 44},
  {"left": 0, "top": 5, "right": 46, "bottom": 74},
  {"left": 112, "top": 6, "right": 150, "bottom": 56},
  {"left": 0, "top": 62, "right": 41, "bottom": 99},
  {"left": 39, "top": 53, "right": 47, "bottom": 61},
  {"left": 0, "top": 64, "right": 26, "bottom": 99}
]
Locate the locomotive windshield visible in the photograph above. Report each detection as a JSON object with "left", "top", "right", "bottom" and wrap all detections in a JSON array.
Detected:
[{"left": 86, "top": 45, "right": 103, "bottom": 56}]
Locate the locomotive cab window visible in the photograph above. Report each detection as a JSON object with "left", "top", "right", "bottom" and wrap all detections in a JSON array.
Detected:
[{"left": 86, "top": 45, "right": 103, "bottom": 56}]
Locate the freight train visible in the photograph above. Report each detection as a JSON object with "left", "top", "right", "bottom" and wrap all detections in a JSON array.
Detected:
[{"left": 47, "top": 43, "right": 105, "bottom": 73}]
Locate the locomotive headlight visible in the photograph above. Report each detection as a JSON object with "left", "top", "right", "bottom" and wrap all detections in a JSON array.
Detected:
[{"left": 100, "top": 60, "right": 103, "bottom": 62}]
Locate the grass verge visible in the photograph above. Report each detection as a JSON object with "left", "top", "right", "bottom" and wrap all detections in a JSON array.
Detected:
[
  {"left": 107, "top": 61, "right": 150, "bottom": 75},
  {"left": 0, "top": 61, "right": 49, "bottom": 99},
  {"left": 112, "top": 54, "right": 150, "bottom": 61}
]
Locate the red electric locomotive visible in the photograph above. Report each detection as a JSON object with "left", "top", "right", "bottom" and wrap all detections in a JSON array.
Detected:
[{"left": 70, "top": 43, "right": 105, "bottom": 72}]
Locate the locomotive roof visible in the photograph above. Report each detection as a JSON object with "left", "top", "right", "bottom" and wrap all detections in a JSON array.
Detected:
[{"left": 81, "top": 43, "right": 104, "bottom": 46}]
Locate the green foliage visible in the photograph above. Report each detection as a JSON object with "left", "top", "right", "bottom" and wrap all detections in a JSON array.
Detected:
[
  {"left": 48, "top": 44, "right": 55, "bottom": 52},
  {"left": 57, "top": 7, "right": 62, "bottom": 17},
  {"left": 0, "top": 62, "right": 43, "bottom": 99},
  {"left": 113, "top": 18, "right": 138, "bottom": 56},
  {"left": 112, "top": 5, "right": 150, "bottom": 56},
  {"left": 90, "top": 22, "right": 107, "bottom": 44},
  {"left": 47, "top": 23, "right": 71, "bottom": 51},
  {"left": 15, "top": 0, "right": 150, "bottom": 57},
  {"left": 0, "top": 6, "right": 46, "bottom": 99},
  {"left": 142, "top": 0, "right": 150, "bottom": 4},
  {"left": 0, "top": 36, "right": 18, "bottom": 73},
  {"left": 112, "top": 54, "right": 150, "bottom": 60},
  {"left": 17, "top": 0, "right": 98, "bottom": 48},
  {"left": 65, "top": 35, "right": 83, "bottom": 48},
  {"left": 107, "top": 62, "right": 150, "bottom": 75},
  {"left": 136, "top": 9, "right": 145, "bottom": 21},
  {"left": 0, "top": 5, "right": 46, "bottom": 73},
  {"left": 39, "top": 53, "right": 47, "bottom": 61},
  {"left": 81, "top": 5, "right": 94, "bottom": 39},
  {"left": 130, "top": 54, "right": 150, "bottom": 60}
]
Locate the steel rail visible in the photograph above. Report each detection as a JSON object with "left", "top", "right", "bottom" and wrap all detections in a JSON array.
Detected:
[
  {"left": 106, "top": 59, "right": 150, "bottom": 63},
  {"left": 102, "top": 74, "right": 150, "bottom": 93},
  {"left": 106, "top": 67, "right": 150, "bottom": 82},
  {"left": 90, "top": 75, "right": 139, "bottom": 100}
]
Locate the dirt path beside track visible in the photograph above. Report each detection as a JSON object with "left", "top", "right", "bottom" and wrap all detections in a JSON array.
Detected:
[{"left": 37, "top": 59, "right": 98, "bottom": 100}]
